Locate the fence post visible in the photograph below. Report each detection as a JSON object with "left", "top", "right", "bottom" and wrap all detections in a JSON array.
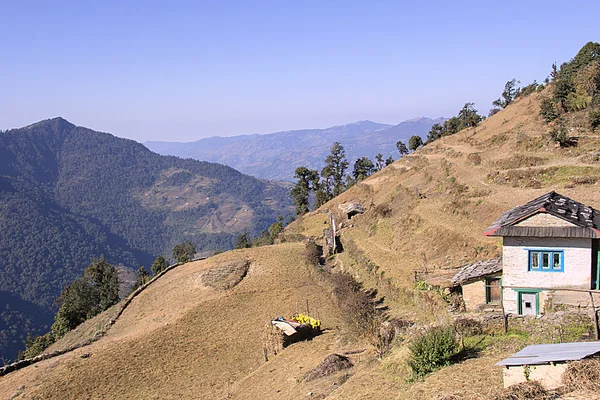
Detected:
[
  {"left": 589, "top": 292, "right": 599, "bottom": 341},
  {"left": 500, "top": 285, "right": 508, "bottom": 334}
]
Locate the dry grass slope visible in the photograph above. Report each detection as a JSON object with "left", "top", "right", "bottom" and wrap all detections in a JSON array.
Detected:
[{"left": 3, "top": 87, "right": 600, "bottom": 399}]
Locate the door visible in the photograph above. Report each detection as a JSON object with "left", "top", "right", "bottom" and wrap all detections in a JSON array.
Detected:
[
  {"left": 486, "top": 278, "right": 501, "bottom": 304},
  {"left": 520, "top": 292, "right": 537, "bottom": 316}
]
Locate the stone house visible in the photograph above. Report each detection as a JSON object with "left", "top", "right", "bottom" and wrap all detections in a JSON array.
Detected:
[
  {"left": 497, "top": 341, "right": 600, "bottom": 389},
  {"left": 484, "top": 191, "right": 600, "bottom": 316},
  {"left": 451, "top": 258, "right": 502, "bottom": 312}
]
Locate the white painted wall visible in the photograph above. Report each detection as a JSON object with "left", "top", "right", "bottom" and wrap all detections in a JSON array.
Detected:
[
  {"left": 503, "top": 363, "right": 568, "bottom": 389},
  {"left": 502, "top": 236, "right": 592, "bottom": 314}
]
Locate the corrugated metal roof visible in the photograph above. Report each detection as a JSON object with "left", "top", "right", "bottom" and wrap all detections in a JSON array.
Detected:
[
  {"left": 451, "top": 258, "right": 502, "bottom": 285},
  {"left": 496, "top": 342, "right": 600, "bottom": 366},
  {"left": 486, "top": 191, "right": 600, "bottom": 237}
]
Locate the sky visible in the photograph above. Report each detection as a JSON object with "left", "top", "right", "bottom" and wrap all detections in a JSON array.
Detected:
[{"left": 1, "top": 1, "right": 599, "bottom": 142}]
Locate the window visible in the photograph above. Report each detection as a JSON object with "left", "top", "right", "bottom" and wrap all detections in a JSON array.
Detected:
[
  {"left": 485, "top": 277, "right": 501, "bottom": 304},
  {"left": 528, "top": 250, "right": 564, "bottom": 272}
]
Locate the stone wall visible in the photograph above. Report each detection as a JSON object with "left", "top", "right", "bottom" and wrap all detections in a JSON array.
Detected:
[{"left": 514, "top": 213, "right": 576, "bottom": 228}]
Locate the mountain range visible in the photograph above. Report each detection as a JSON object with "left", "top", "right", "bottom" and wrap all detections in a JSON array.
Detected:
[
  {"left": 0, "top": 117, "right": 292, "bottom": 360},
  {"left": 145, "top": 118, "right": 444, "bottom": 181}
]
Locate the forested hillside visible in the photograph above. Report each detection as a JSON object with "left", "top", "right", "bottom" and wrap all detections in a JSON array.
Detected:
[
  {"left": 145, "top": 118, "right": 443, "bottom": 181},
  {"left": 0, "top": 117, "right": 292, "bottom": 361}
]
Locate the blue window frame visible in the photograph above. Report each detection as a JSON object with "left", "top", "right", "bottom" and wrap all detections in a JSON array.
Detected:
[{"left": 527, "top": 249, "right": 564, "bottom": 272}]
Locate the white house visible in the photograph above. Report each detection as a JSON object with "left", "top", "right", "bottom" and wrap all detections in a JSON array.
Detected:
[{"left": 485, "top": 191, "right": 600, "bottom": 316}]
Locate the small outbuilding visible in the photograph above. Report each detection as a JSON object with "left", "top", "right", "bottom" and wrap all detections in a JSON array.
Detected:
[
  {"left": 496, "top": 341, "right": 600, "bottom": 389},
  {"left": 452, "top": 258, "right": 502, "bottom": 312}
]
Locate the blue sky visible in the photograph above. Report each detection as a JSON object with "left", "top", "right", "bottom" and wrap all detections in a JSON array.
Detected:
[{"left": 1, "top": 1, "right": 598, "bottom": 141}]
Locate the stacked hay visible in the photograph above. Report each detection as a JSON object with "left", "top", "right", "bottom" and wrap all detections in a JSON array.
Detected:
[
  {"left": 491, "top": 381, "right": 556, "bottom": 400},
  {"left": 200, "top": 260, "right": 249, "bottom": 290},
  {"left": 562, "top": 358, "right": 600, "bottom": 392},
  {"left": 304, "top": 354, "right": 353, "bottom": 381}
]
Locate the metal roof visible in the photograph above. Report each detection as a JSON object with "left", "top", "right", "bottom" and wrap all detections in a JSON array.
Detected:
[
  {"left": 496, "top": 341, "right": 600, "bottom": 366},
  {"left": 451, "top": 258, "right": 502, "bottom": 285},
  {"left": 485, "top": 191, "right": 600, "bottom": 238}
]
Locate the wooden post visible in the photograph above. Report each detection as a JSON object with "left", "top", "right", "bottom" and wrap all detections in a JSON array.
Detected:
[
  {"left": 306, "top": 299, "right": 310, "bottom": 315},
  {"left": 500, "top": 285, "right": 508, "bottom": 334},
  {"left": 590, "top": 292, "right": 599, "bottom": 341}
]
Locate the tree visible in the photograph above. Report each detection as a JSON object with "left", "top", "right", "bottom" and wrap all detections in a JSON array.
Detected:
[
  {"left": 374, "top": 153, "right": 385, "bottom": 171},
  {"left": 408, "top": 135, "right": 423, "bottom": 151},
  {"left": 84, "top": 258, "right": 120, "bottom": 312},
  {"left": 385, "top": 156, "right": 394, "bottom": 166},
  {"left": 173, "top": 241, "right": 196, "bottom": 263},
  {"left": 268, "top": 215, "right": 284, "bottom": 241},
  {"left": 133, "top": 267, "right": 150, "bottom": 290},
  {"left": 493, "top": 79, "right": 520, "bottom": 109},
  {"left": 291, "top": 166, "right": 319, "bottom": 215},
  {"left": 151, "top": 255, "right": 168, "bottom": 276},
  {"left": 457, "top": 102, "right": 482, "bottom": 127},
  {"left": 551, "top": 62, "right": 559, "bottom": 81},
  {"left": 539, "top": 97, "right": 558, "bottom": 123},
  {"left": 426, "top": 123, "right": 444, "bottom": 142},
  {"left": 352, "top": 157, "right": 375, "bottom": 182},
  {"left": 235, "top": 231, "right": 252, "bottom": 249},
  {"left": 321, "top": 142, "right": 349, "bottom": 197},
  {"left": 51, "top": 279, "right": 97, "bottom": 337},
  {"left": 396, "top": 141, "right": 408, "bottom": 156},
  {"left": 51, "top": 258, "right": 120, "bottom": 338}
]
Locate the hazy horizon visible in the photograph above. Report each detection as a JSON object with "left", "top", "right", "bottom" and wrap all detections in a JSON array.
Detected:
[{"left": 2, "top": 1, "right": 599, "bottom": 141}]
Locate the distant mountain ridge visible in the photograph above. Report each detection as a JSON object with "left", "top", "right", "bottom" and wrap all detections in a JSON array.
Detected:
[
  {"left": 145, "top": 118, "right": 444, "bottom": 181},
  {"left": 0, "top": 117, "right": 292, "bottom": 360}
]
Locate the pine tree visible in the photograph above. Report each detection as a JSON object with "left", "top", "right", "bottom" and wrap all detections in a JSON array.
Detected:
[
  {"left": 396, "top": 141, "right": 408, "bottom": 156},
  {"left": 173, "top": 241, "right": 196, "bottom": 263},
  {"left": 321, "top": 142, "right": 349, "bottom": 197},
  {"left": 151, "top": 255, "right": 168, "bottom": 276}
]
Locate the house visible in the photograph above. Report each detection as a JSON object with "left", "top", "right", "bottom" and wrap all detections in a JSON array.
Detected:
[
  {"left": 496, "top": 341, "right": 600, "bottom": 389},
  {"left": 485, "top": 191, "right": 600, "bottom": 316},
  {"left": 451, "top": 258, "right": 502, "bottom": 312}
]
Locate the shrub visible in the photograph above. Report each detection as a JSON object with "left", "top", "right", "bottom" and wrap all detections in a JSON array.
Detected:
[
  {"left": 467, "top": 153, "right": 482, "bottom": 166},
  {"left": 19, "top": 332, "right": 55, "bottom": 360},
  {"left": 550, "top": 123, "right": 570, "bottom": 147},
  {"left": 539, "top": 98, "right": 558, "bottom": 123},
  {"left": 329, "top": 272, "right": 378, "bottom": 336},
  {"left": 407, "top": 326, "right": 459, "bottom": 379},
  {"left": 305, "top": 241, "right": 322, "bottom": 265}
]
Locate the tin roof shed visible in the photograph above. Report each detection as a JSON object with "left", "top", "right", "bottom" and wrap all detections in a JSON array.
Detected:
[{"left": 497, "top": 341, "right": 600, "bottom": 366}]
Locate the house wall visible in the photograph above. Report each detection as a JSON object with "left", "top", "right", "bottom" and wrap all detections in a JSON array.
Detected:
[
  {"left": 502, "top": 236, "right": 592, "bottom": 314},
  {"left": 462, "top": 275, "right": 501, "bottom": 312},
  {"left": 462, "top": 280, "right": 486, "bottom": 312},
  {"left": 503, "top": 363, "right": 568, "bottom": 389}
]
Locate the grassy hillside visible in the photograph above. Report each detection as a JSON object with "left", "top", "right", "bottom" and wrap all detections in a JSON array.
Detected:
[
  {"left": 0, "top": 117, "right": 292, "bottom": 360},
  {"left": 2, "top": 83, "right": 600, "bottom": 398}
]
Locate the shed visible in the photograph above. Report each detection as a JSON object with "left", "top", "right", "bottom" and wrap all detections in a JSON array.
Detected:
[
  {"left": 451, "top": 258, "right": 502, "bottom": 312},
  {"left": 496, "top": 341, "right": 600, "bottom": 389}
]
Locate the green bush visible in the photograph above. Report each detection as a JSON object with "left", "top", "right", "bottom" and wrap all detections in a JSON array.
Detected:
[
  {"left": 19, "top": 333, "right": 55, "bottom": 360},
  {"left": 550, "top": 123, "right": 570, "bottom": 147},
  {"left": 539, "top": 98, "right": 558, "bottom": 123},
  {"left": 407, "top": 326, "right": 458, "bottom": 379}
]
